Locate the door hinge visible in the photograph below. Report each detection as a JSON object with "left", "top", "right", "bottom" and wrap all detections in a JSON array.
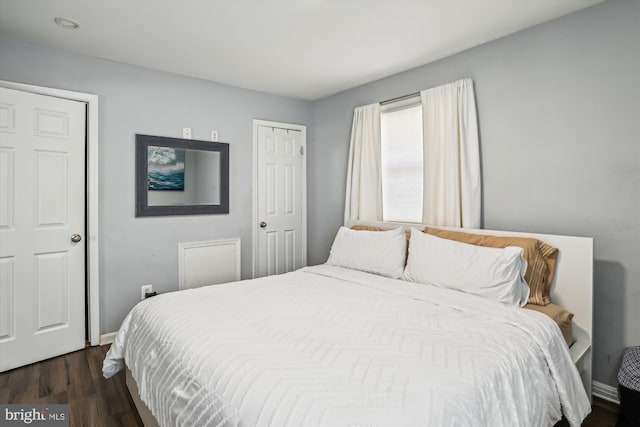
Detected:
[{"left": 300, "top": 146, "right": 305, "bottom": 155}]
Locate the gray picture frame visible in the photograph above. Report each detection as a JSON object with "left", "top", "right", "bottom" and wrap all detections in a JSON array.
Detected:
[{"left": 135, "top": 134, "right": 229, "bottom": 216}]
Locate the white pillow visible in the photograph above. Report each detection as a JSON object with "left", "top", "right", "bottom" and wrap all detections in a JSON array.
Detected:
[
  {"left": 327, "top": 226, "right": 407, "bottom": 278},
  {"left": 403, "top": 228, "right": 530, "bottom": 306}
]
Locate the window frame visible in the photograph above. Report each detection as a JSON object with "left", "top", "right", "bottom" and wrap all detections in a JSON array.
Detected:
[{"left": 379, "top": 96, "right": 424, "bottom": 224}]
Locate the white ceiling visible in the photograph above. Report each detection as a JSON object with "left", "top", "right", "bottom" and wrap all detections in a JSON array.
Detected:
[{"left": 0, "top": 0, "right": 604, "bottom": 100}]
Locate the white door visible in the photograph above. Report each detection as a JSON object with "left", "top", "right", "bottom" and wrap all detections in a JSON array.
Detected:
[
  {"left": 0, "top": 87, "right": 86, "bottom": 372},
  {"left": 255, "top": 124, "right": 306, "bottom": 277}
]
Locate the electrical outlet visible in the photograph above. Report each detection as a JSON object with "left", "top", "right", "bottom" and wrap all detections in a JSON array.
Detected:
[
  {"left": 182, "top": 127, "right": 192, "bottom": 139},
  {"left": 141, "top": 284, "right": 153, "bottom": 300},
  {"left": 210, "top": 130, "right": 218, "bottom": 142}
]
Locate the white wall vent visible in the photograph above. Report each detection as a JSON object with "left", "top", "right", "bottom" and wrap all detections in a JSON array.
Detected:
[{"left": 178, "top": 238, "right": 241, "bottom": 290}]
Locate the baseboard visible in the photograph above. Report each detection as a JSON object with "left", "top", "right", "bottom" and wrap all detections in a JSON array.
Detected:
[
  {"left": 592, "top": 380, "right": 620, "bottom": 404},
  {"left": 99, "top": 331, "right": 118, "bottom": 346}
]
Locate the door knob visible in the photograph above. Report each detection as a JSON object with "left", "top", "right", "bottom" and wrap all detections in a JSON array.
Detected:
[
  {"left": 260, "top": 221, "right": 267, "bottom": 228},
  {"left": 71, "top": 234, "right": 82, "bottom": 243}
]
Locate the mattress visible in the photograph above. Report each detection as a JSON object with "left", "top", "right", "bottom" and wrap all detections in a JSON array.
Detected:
[{"left": 103, "top": 264, "right": 590, "bottom": 427}]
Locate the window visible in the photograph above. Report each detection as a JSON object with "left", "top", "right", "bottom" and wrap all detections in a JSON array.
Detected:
[{"left": 380, "top": 101, "right": 423, "bottom": 223}]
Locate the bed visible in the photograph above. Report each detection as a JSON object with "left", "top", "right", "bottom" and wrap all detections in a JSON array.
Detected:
[{"left": 103, "top": 222, "right": 593, "bottom": 427}]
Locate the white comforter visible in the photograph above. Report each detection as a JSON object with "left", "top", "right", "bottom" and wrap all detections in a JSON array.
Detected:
[{"left": 103, "top": 265, "right": 590, "bottom": 427}]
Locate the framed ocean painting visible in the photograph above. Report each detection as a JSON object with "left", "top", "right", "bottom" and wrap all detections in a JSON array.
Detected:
[{"left": 147, "top": 146, "right": 185, "bottom": 191}]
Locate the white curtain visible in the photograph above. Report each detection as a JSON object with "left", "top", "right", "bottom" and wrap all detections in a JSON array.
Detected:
[
  {"left": 421, "top": 78, "right": 481, "bottom": 228},
  {"left": 344, "top": 103, "right": 382, "bottom": 223}
]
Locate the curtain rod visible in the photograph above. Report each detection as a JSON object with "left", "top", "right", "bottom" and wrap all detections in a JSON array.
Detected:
[{"left": 379, "top": 91, "right": 420, "bottom": 106}]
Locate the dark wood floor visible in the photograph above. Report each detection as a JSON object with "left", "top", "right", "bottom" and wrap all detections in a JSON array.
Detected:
[
  {"left": 586, "top": 398, "right": 620, "bottom": 426},
  {"left": 0, "top": 346, "right": 621, "bottom": 427},
  {"left": 0, "top": 345, "right": 142, "bottom": 427},
  {"left": 555, "top": 396, "right": 620, "bottom": 427}
]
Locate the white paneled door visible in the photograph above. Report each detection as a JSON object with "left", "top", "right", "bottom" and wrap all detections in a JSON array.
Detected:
[
  {"left": 256, "top": 124, "right": 306, "bottom": 277},
  {"left": 0, "top": 87, "right": 86, "bottom": 372}
]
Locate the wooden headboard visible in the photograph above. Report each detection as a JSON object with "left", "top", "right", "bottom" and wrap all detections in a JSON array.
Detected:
[{"left": 347, "top": 220, "right": 594, "bottom": 400}]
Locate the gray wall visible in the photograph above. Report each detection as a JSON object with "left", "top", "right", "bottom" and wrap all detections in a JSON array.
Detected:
[
  {"left": 308, "top": 0, "right": 639, "bottom": 387},
  {"left": 0, "top": 36, "right": 311, "bottom": 333}
]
